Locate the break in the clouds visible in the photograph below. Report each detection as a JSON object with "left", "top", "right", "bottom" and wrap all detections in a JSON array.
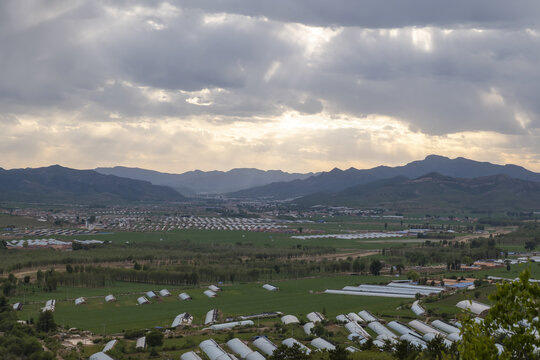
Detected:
[{"left": 1, "top": 0, "right": 540, "bottom": 172}]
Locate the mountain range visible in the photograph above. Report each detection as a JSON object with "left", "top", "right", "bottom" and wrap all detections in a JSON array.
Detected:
[
  {"left": 229, "top": 155, "right": 540, "bottom": 199},
  {"left": 94, "top": 167, "right": 316, "bottom": 195},
  {"left": 294, "top": 173, "right": 540, "bottom": 212},
  {"left": 2, "top": 155, "right": 540, "bottom": 210},
  {"left": 0, "top": 165, "right": 185, "bottom": 204}
]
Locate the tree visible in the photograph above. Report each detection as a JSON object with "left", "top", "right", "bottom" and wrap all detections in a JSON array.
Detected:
[
  {"left": 407, "top": 270, "right": 420, "bottom": 282},
  {"left": 392, "top": 339, "right": 421, "bottom": 360},
  {"left": 370, "top": 260, "right": 383, "bottom": 276},
  {"left": 461, "top": 256, "right": 473, "bottom": 266},
  {"left": 396, "top": 264, "right": 404, "bottom": 276},
  {"left": 146, "top": 330, "right": 163, "bottom": 347},
  {"left": 328, "top": 345, "right": 350, "bottom": 360},
  {"left": 66, "top": 264, "right": 73, "bottom": 273},
  {"left": 458, "top": 268, "right": 539, "bottom": 359},
  {"left": 417, "top": 335, "right": 456, "bottom": 360},
  {"left": 524, "top": 240, "right": 538, "bottom": 251},
  {"left": 268, "top": 344, "right": 310, "bottom": 360},
  {"left": 36, "top": 310, "right": 56, "bottom": 332}
]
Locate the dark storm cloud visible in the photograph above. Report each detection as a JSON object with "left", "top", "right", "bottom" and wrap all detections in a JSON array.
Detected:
[
  {"left": 0, "top": 0, "right": 539, "bottom": 138},
  {"left": 176, "top": 0, "right": 540, "bottom": 29}
]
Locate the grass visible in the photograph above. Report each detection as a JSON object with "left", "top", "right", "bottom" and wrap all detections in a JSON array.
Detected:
[
  {"left": 0, "top": 213, "right": 52, "bottom": 229},
  {"left": 444, "top": 262, "right": 540, "bottom": 280}
]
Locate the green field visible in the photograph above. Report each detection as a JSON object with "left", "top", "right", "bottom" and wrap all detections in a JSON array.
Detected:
[
  {"left": 17, "top": 275, "right": 418, "bottom": 334},
  {"left": 56, "top": 229, "right": 416, "bottom": 251},
  {"left": 0, "top": 213, "right": 53, "bottom": 229}
]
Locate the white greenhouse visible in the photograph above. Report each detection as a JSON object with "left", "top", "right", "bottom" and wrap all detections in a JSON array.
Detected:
[
  {"left": 367, "top": 321, "right": 397, "bottom": 338},
  {"left": 172, "top": 313, "right": 194, "bottom": 327},
  {"left": 204, "top": 290, "right": 217, "bottom": 298},
  {"left": 324, "top": 289, "right": 415, "bottom": 298},
  {"left": 262, "top": 284, "right": 278, "bottom": 291},
  {"left": 347, "top": 312, "right": 362, "bottom": 322},
  {"left": 146, "top": 291, "right": 157, "bottom": 298},
  {"left": 43, "top": 299, "right": 55, "bottom": 312},
  {"left": 303, "top": 322, "right": 315, "bottom": 335},
  {"left": 74, "top": 297, "right": 86, "bottom": 305},
  {"left": 89, "top": 352, "right": 115, "bottom": 360},
  {"left": 345, "top": 321, "right": 371, "bottom": 338},
  {"left": 159, "top": 289, "right": 171, "bottom": 297},
  {"left": 199, "top": 339, "right": 236, "bottom": 360},
  {"left": 422, "top": 332, "right": 453, "bottom": 347},
  {"left": 179, "top": 292, "right": 192, "bottom": 301},
  {"left": 208, "top": 285, "right": 221, "bottom": 292},
  {"left": 103, "top": 340, "right": 117, "bottom": 353},
  {"left": 137, "top": 296, "right": 150, "bottom": 305},
  {"left": 205, "top": 309, "right": 218, "bottom": 325},
  {"left": 281, "top": 315, "right": 300, "bottom": 325},
  {"left": 400, "top": 334, "right": 427, "bottom": 349},
  {"left": 387, "top": 321, "right": 422, "bottom": 337},
  {"left": 180, "top": 351, "right": 203, "bottom": 360},
  {"left": 431, "top": 320, "right": 460, "bottom": 335},
  {"left": 408, "top": 320, "right": 444, "bottom": 336},
  {"left": 226, "top": 338, "right": 265, "bottom": 360},
  {"left": 311, "top": 337, "right": 336, "bottom": 351},
  {"left": 253, "top": 337, "right": 278, "bottom": 355},
  {"left": 209, "top": 320, "right": 254, "bottom": 330},
  {"left": 282, "top": 338, "right": 311, "bottom": 354},
  {"left": 456, "top": 300, "right": 491, "bottom": 315},
  {"left": 104, "top": 295, "right": 116, "bottom": 302},
  {"left": 306, "top": 312, "right": 325, "bottom": 323},
  {"left": 357, "top": 310, "right": 377, "bottom": 323},
  {"left": 136, "top": 337, "right": 146, "bottom": 350},
  {"left": 411, "top": 300, "right": 425, "bottom": 316}
]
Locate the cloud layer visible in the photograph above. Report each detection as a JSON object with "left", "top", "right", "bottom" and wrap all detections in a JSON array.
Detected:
[{"left": 1, "top": 1, "right": 540, "bottom": 172}]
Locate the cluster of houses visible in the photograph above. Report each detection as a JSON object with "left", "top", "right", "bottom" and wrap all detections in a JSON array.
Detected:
[{"left": 5, "top": 238, "right": 103, "bottom": 250}]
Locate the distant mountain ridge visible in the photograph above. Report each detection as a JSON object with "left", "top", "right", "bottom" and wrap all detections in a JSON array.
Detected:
[
  {"left": 294, "top": 172, "right": 540, "bottom": 212},
  {"left": 94, "top": 166, "right": 316, "bottom": 195},
  {"left": 0, "top": 165, "right": 185, "bottom": 204},
  {"left": 229, "top": 155, "right": 540, "bottom": 199}
]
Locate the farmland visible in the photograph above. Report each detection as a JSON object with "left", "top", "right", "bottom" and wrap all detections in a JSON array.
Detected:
[
  {"left": 1, "top": 209, "right": 539, "bottom": 359},
  {"left": 16, "top": 275, "right": 414, "bottom": 334}
]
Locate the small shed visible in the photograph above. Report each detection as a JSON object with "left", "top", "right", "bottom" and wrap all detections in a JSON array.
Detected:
[
  {"left": 203, "top": 290, "right": 217, "bottom": 298},
  {"left": 172, "top": 313, "right": 194, "bottom": 327},
  {"left": 262, "top": 284, "right": 278, "bottom": 291},
  {"left": 74, "top": 297, "right": 86, "bottom": 306},
  {"left": 159, "top": 289, "right": 171, "bottom": 297},
  {"left": 105, "top": 295, "right": 116, "bottom": 302},
  {"left": 137, "top": 296, "right": 150, "bottom": 305},
  {"left": 178, "top": 292, "right": 192, "bottom": 301},
  {"left": 136, "top": 336, "right": 146, "bottom": 350},
  {"left": 146, "top": 291, "right": 157, "bottom": 299},
  {"left": 204, "top": 309, "right": 218, "bottom": 325},
  {"left": 12, "top": 303, "right": 23, "bottom": 311},
  {"left": 208, "top": 285, "right": 221, "bottom": 292}
]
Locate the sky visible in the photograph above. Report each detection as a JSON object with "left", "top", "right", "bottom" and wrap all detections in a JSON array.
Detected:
[{"left": 1, "top": 0, "right": 540, "bottom": 173}]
